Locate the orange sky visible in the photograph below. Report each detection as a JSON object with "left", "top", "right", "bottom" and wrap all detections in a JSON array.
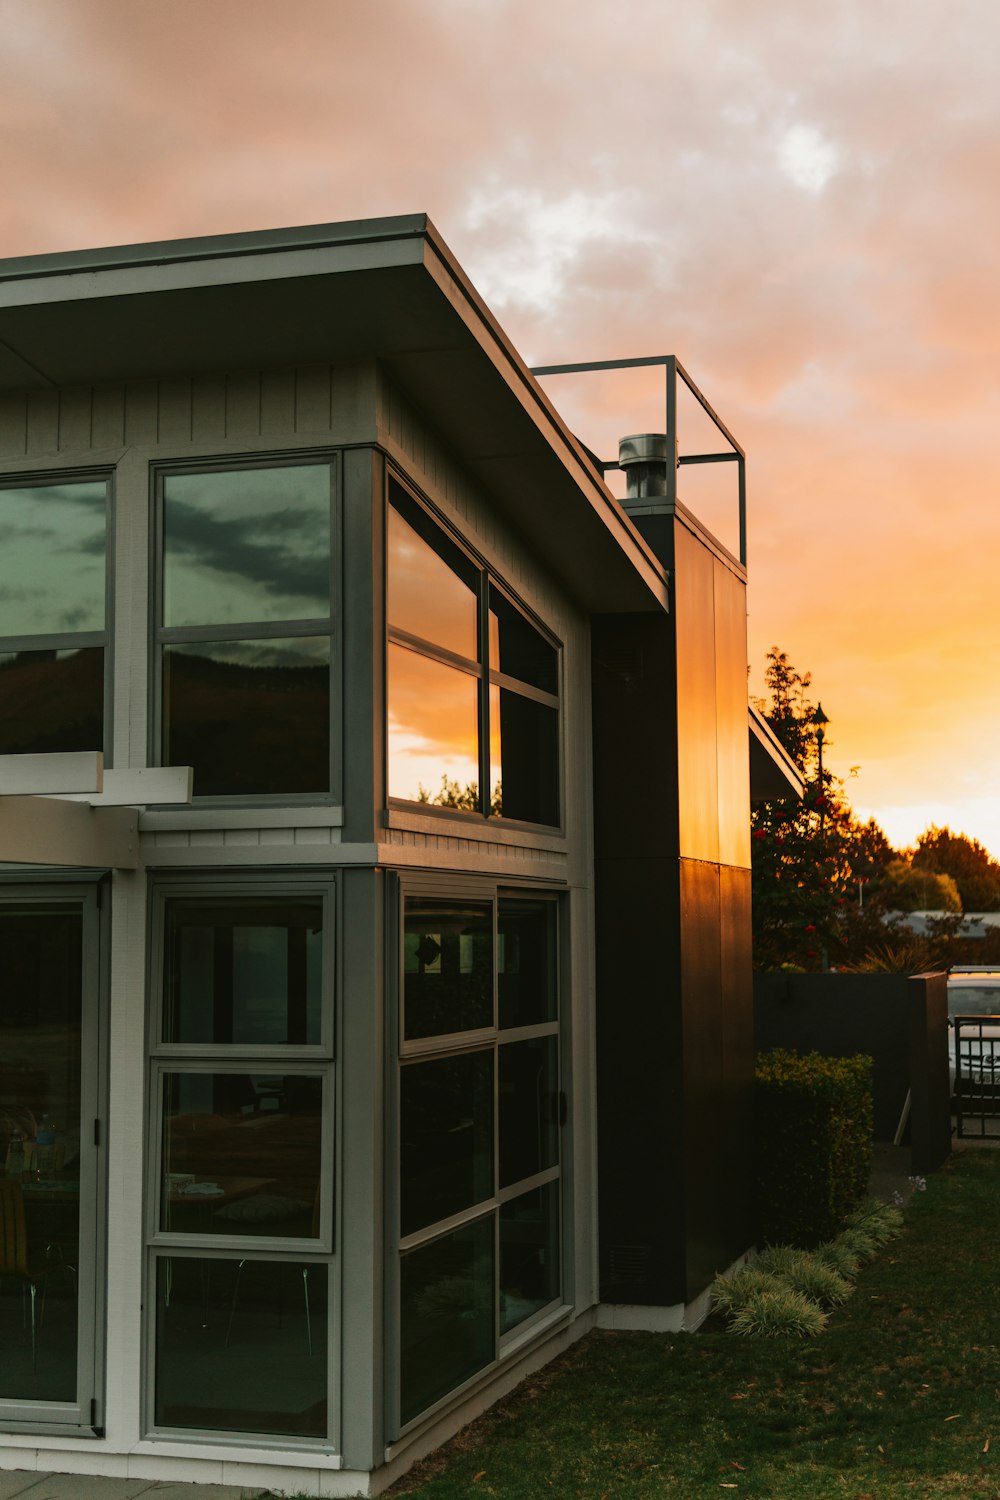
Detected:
[{"left": 2, "top": 0, "right": 998, "bottom": 854}]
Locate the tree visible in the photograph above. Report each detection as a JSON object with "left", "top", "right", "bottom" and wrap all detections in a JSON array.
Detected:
[
  {"left": 911, "top": 826, "right": 1000, "bottom": 912},
  {"left": 751, "top": 647, "right": 898, "bottom": 971},
  {"left": 879, "top": 859, "right": 962, "bottom": 913}
]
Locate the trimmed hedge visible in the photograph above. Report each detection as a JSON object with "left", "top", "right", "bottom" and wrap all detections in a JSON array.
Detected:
[{"left": 755, "top": 1048, "right": 873, "bottom": 1247}]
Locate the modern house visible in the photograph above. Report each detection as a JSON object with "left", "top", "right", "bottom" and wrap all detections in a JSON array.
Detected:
[{"left": 0, "top": 216, "right": 799, "bottom": 1495}]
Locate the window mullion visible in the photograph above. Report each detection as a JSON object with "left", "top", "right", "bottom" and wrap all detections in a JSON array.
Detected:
[{"left": 478, "top": 573, "right": 491, "bottom": 818}]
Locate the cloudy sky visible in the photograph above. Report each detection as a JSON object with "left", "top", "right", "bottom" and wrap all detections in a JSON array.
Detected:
[{"left": 2, "top": 0, "right": 998, "bottom": 853}]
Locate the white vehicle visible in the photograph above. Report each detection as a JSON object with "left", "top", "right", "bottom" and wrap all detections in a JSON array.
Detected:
[{"left": 947, "top": 967, "right": 1000, "bottom": 1100}]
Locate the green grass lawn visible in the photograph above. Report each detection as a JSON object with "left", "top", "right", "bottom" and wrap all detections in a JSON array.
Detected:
[{"left": 379, "top": 1147, "right": 1000, "bottom": 1499}]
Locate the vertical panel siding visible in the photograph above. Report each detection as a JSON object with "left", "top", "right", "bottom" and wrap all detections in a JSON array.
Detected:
[
  {"left": 0, "top": 390, "right": 27, "bottom": 458},
  {"left": 58, "top": 388, "right": 94, "bottom": 451},
  {"left": 225, "top": 372, "right": 262, "bottom": 439},
  {"left": 92, "top": 384, "right": 126, "bottom": 448},
  {"left": 156, "top": 378, "right": 193, "bottom": 444},
  {"left": 125, "top": 380, "right": 158, "bottom": 447},
  {"left": 191, "top": 373, "right": 227, "bottom": 443},
  {"left": 294, "top": 366, "right": 332, "bottom": 432},
  {"left": 26, "top": 389, "right": 59, "bottom": 453},
  {"left": 260, "top": 369, "right": 296, "bottom": 437}
]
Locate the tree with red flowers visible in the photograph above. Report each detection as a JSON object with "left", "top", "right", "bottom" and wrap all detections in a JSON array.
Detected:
[{"left": 751, "top": 649, "right": 895, "bottom": 970}]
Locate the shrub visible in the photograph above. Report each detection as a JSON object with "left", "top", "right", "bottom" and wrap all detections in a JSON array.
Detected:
[
  {"left": 753, "top": 1246, "right": 853, "bottom": 1308},
  {"left": 814, "top": 1238, "right": 862, "bottom": 1279},
  {"left": 755, "top": 1049, "right": 874, "bottom": 1247},
  {"left": 728, "top": 1286, "right": 828, "bottom": 1338},
  {"left": 845, "top": 1197, "right": 904, "bottom": 1245},
  {"left": 710, "top": 1265, "right": 776, "bottom": 1317},
  {"left": 838, "top": 1225, "right": 880, "bottom": 1263}
]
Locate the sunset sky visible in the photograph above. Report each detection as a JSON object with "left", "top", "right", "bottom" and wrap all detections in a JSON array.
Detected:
[{"left": 2, "top": 0, "right": 998, "bottom": 854}]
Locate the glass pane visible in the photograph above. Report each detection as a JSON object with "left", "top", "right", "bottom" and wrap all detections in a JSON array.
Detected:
[
  {"left": 163, "top": 637, "right": 329, "bottom": 796},
  {"left": 400, "top": 1217, "right": 494, "bottom": 1425},
  {"left": 159, "top": 1074, "right": 322, "bottom": 1239},
  {"left": 498, "top": 900, "right": 557, "bottom": 1030},
  {"left": 488, "top": 587, "right": 558, "bottom": 695},
  {"left": 400, "top": 1051, "right": 493, "bottom": 1237},
  {"left": 403, "top": 898, "right": 492, "bottom": 1040},
  {"left": 500, "top": 1181, "right": 559, "bottom": 1335},
  {"left": 498, "top": 1036, "right": 559, "bottom": 1190},
  {"left": 387, "top": 499, "right": 477, "bottom": 661},
  {"left": 387, "top": 643, "right": 480, "bottom": 808},
  {"left": 163, "top": 465, "right": 330, "bottom": 628},
  {"left": 155, "top": 1256, "right": 327, "bottom": 1436},
  {"left": 0, "top": 909, "right": 82, "bottom": 1404},
  {"left": 163, "top": 899, "right": 323, "bottom": 1046},
  {"left": 0, "top": 480, "right": 106, "bottom": 637},
  {"left": 490, "top": 684, "right": 559, "bottom": 826},
  {"left": 0, "top": 647, "right": 103, "bottom": 755}
]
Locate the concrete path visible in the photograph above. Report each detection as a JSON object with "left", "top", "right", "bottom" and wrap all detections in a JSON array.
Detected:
[{"left": 0, "top": 1476, "right": 267, "bottom": 1500}]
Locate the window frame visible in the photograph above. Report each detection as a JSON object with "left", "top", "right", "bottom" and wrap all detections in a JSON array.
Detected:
[
  {"left": 389, "top": 876, "right": 567, "bottom": 1440},
  {"left": 143, "top": 873, "right": 339, "bottom": 1445},
  {"left": 386, "top": 474, "right": 563, "bottom": 831},
  {"left": 0, "top": 466, "right": 115, "bottom": 764},
  {"left": 149, "top": 452, "right": 342, "bottom": 806}
]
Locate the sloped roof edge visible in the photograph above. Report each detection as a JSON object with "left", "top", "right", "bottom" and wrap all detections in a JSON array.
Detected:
[{"left": 749, "top": 704, "right": 806, "bottom": 803}]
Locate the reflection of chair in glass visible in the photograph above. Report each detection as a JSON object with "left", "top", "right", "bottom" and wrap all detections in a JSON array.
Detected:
[
  {"left": 225, "top": 1186, "right": 320, "bottom": 1355},
  {"left": 0, "top": 1179, "right": 75, "bottom": 1371}
]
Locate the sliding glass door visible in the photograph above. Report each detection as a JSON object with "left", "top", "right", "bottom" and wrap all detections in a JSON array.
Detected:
[{"left": 0, "top": 886, "right": 103, "bottom": 1430}]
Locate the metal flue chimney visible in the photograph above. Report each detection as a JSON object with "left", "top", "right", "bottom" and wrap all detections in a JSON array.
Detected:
[{"left": 618, "top": 433, "right": 675, "bottom": 500}]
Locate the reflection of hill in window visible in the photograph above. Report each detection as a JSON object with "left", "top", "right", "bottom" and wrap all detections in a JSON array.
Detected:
[
  {"left": 0, "top": 648, "right": 103, "bottom": 754},
  {"left": 164, "top": 651, "right": 329, "bottom": 796}
]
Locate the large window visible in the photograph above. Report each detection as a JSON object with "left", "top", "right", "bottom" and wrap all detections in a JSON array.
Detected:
[
  {"left": 396, "top": 890, "right": 562, "bottom": 1431},
  {"left": 387, "top": 479, "right": 561, "bottom": 827},
  {"left": 146, "top": 881, "right": 334, "bottom": 1441},
  {"left": 154, "top": 460, "right": 336, "bottom": 799},
  {"left": 0, "top": 474, "right": 111, "bottom": 757}
]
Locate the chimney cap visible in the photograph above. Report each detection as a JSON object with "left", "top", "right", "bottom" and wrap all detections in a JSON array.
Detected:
[{"left": 618, "top": 433, "right": 670, "bottom": 468}]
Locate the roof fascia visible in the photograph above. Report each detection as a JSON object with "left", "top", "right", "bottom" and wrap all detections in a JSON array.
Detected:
[
  {"left": 0, "top": 224, "right": 428, "bottom": 314},
  {"left": 0, "top": 214, "right": 430, "bottom": 288}
]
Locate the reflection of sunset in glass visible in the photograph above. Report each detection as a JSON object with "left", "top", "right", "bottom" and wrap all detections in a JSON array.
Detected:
[
  {"left": 387, "top": 643, "right": 479, "bottom": 803},
  {"left": 387, "top": 504, "right": 477, "bottom": 660}
]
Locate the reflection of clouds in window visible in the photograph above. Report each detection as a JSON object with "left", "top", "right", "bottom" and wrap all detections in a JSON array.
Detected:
[
  {"left": 57, "top": 605, "right": 93, "bottom": 631},
  {"left": 169, "top": 636, "right": 328, "bottom": 671},
  {"left": 163, "top": 466, "right": 330, "bottom": 628},
  {"left": 0, "top": 482, "right": 106, "bottom": 637}
]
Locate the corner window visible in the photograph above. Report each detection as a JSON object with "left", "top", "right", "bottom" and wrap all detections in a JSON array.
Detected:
[
  {"left": 154, "top": 460, "right": 336, "bottom": 799},
  {"left": 396, "top": 890, "right": 562, "bottom": 1430},
  {"left": 0, "top": 475, "right": 110, "bottom": 756},
  {"left": 387, "top": 479, "right": 561, "bottom": 827},
  {"left": 147, "top": 880, "right": 334, "bottom": 1441}
]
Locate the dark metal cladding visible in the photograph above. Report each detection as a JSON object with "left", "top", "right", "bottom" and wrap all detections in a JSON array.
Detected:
[{"left": 592, "top": 496, "right": 755, "bottom": 1310}]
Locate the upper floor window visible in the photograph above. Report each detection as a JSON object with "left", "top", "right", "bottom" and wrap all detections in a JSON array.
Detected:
[
  {"left": 154, "top": 460, "right": 336, "bottom": 800},
  {"left": 387, "top": 479, "right": 561, "bottom": 828},
  {"left": 0, "top": 474, "right": 110, "bottom": 757}
]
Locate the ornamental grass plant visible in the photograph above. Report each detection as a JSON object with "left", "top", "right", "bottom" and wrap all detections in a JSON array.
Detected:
[{"left": 361, "top": 1149, "right": 1000, "bottom": 1500}]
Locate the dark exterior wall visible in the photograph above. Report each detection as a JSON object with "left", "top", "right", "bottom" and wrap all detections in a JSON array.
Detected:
[
  {"left": 592, "top": 509, "right": 755, "bottom": 1308},
  {"left": 754, "top": 972, "right": 951, "bottom": 1173},
  {"left": 680, "top": 860, "right": 754, "bottom": 1300}
]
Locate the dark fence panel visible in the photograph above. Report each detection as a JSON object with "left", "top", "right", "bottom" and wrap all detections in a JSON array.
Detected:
[{"left": 754, "top": 972, "right": 951, "bottom": 1174}]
